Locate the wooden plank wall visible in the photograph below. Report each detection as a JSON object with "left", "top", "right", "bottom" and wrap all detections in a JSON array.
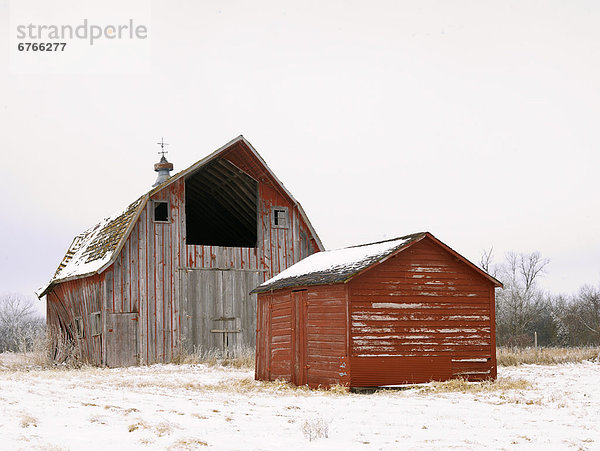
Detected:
[
  {"left": 180, "top": 269, "right": 260, "bottom": 352},
  {"left": 103, "top": 179, "right": 185, "bottom": 364},
  {"left": 255, "top": 295, "right": 271, "bottom": 380},
  {"left": 53, "top": 149, "right": 321, "bottom": 366},
  {"left": 46, "top": 274, "right": 103, "bottom": 365},
  {"left": 105, "top": 312, "right": 138, "bottom": 367},
  {"left": 349, "top": 238, "right": 495, "bottom": 385}
]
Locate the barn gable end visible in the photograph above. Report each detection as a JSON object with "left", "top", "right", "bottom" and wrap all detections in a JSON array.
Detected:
[{"left": 40, "top": 136, "right": 324, "bottom": 366}]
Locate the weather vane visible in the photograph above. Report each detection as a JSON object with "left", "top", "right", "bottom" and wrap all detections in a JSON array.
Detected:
[{"left": 157, "top": 137, "right": 169, "bottom": 157}]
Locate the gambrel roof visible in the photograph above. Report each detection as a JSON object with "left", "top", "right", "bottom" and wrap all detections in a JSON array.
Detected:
[
  {"left": 38, "top": 135, "right": 324, "bottom": 298},
  {"left": 252, "top": 232, "right": 502, "bottom": 293}
]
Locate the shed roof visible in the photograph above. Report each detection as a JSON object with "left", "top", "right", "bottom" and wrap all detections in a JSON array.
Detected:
[
  {"left": 252, "top": 232, "right": 502, "bottom": 293},
  {"left": 37, "top": 135, "right": 324, "bottom": 298}
]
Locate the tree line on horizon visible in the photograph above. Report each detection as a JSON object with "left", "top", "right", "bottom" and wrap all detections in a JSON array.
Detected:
[
  {"left": 0, "top": 251, "right": 599, "bottom": 353},
  {"left": 480, "top": 249, "right": 600, "bottom": 347}
]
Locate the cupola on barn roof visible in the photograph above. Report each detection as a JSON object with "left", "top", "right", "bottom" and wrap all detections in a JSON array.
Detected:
[{"left": 153, "top": 138, "right": 174, "bottom": 187}]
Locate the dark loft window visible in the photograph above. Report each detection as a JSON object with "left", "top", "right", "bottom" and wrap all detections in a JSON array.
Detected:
[
  {"left": 73, "top": 317, "right": 84, "bottom": 339},
  {"left": 272, "top": 207, "right": 288, "bottom": 229},
  {"left": 153, "top": 201, "right": 169, "bottom": 222},
  {"left": 185, "top": 159, "right": 258, "bottom": 247},
  {"left": 90, "top": 312, "right": 101, "bottom": 336}
]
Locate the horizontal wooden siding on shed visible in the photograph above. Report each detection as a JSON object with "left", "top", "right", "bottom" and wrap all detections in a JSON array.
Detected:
[
  {"left": 255, "top": 286, "right": 349, "bottom": 388},
  {"left": 268, "top": 290, "right": 293, "bottom": 380},
  {"left": 349, "top": 238, "right": 494, "bottom": 385},
  {"left": 305, "top": 285, "right": 348, "bottom": 387}
]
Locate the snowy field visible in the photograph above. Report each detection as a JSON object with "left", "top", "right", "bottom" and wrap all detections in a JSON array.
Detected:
[{"left": 1, "top": 354, "right": 598, "bottom": 450}]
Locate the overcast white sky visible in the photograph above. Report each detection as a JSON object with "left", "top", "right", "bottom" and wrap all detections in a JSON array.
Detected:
[{"left": 1, "top": 1, "right": 599, "bottom": 315}]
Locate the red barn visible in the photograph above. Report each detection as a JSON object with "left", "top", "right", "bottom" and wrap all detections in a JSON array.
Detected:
[
  {"left": 253, "top": 232, "right": 502, "bottom": 388},
  {"left": 38, "top": 136, "right": 323, "bottom": 366}
]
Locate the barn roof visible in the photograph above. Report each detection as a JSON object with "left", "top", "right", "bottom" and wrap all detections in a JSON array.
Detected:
[
  {"left": 37, "top": 135, "right": 324, "bottom": 298},
  {"left": 252, "top": 232, "right": 502, "bottom": 293},
  {"left": 38, "top": 196, "right": 146, "bottom": 297}
]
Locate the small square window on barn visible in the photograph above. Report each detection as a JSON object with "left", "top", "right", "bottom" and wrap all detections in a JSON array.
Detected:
[
  {"left": 153, "top": 200, "right": 169, "bottom": 222},
  {"left": 90, "top": 312, "right": 102, "bottom": 336},
  {"left": 272, "top": 207, "right": 288, "bottom": 229},
  {"left": 73, "top": 317, "right": 84, "bottom": 339}
]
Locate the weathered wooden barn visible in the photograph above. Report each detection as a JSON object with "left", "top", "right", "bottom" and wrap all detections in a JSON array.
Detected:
[
  {"left": 37, "top": 136, "right": 323, "bottom": 366},
  {"left": 253, "top": 232, "right": 502, "bottom": 388}
]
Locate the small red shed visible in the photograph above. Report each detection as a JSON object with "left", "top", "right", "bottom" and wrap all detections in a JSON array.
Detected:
[{"left": 252, "top": 232, "right": 502, "bottom": 388}]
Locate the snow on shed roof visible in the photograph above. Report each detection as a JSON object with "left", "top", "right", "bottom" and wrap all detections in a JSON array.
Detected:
[
  {"left": 252, "top": 233, "right": 427, "bottom": 293},
  {"left": 253, "top": 232, "right": 503, "bottom": 293}
]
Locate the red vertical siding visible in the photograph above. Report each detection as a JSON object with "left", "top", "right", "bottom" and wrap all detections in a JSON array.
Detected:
[
  {"left": 49, "top": 145, "right": 321, "bottom": 365},
  {"left": 255, "top": 294, "right": 271, "bottom": 380},
  {"left": 291, "top": 290, "right": 308, "bottom": 385}
]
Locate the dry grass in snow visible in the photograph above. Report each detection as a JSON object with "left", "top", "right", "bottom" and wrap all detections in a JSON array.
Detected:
[
  {"left": 1, "top": 352, "right": 599, "bottom": 449},
  {"left": 171, "top": 346, "right": 256, "bottom": 369},
  {"left": 418, "top": 376, "right": 532, "bottom": 394},
  {"left": 497, "top": 346, "right": 600, "bottom": 366}
]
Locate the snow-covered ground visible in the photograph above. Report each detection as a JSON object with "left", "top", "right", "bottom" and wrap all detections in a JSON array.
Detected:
[{"left": 0, "top": 354, "right": 598, "bottom": 450}]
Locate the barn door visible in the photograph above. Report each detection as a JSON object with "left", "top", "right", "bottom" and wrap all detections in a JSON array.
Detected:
[
  {"left": 291, "top": 290, "right": 307, "bottom": 386},
  {"left": 105, "top": 313, "right": 138, "bottom": 367},
  {"left": 181, "top": 269, "right": 260, "bottom": 355},
  {"left": 255, "top": 296, "right": 271, "bottom": 381}
]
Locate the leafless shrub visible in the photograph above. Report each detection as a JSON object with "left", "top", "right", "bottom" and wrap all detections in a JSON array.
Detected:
[
  {"left": 301, "top": 416, "right": 330, "bottom": 441},
  {"left": 2, "top": 326, "right": 86, "bottom": 371},
  {"left": 0, "top": 293, "right": 45, "bottom": 353}
]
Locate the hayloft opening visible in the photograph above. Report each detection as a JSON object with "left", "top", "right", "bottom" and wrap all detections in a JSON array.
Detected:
[{"left": 185, "top": 159, "right": 258, "bottom": 247}]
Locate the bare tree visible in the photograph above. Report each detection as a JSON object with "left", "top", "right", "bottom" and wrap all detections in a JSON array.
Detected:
[
  {"left": 553, "top": 284, "right": 600, "bottom": 346},
  {"left": 0, "top": 293, "right": 45, "bottom": 353},
  {"left": 479, "top": 246, "right": 495, "bottom": 275},
  {"left": 494, "top": 251, "right": 550, "bottom": 346}
]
